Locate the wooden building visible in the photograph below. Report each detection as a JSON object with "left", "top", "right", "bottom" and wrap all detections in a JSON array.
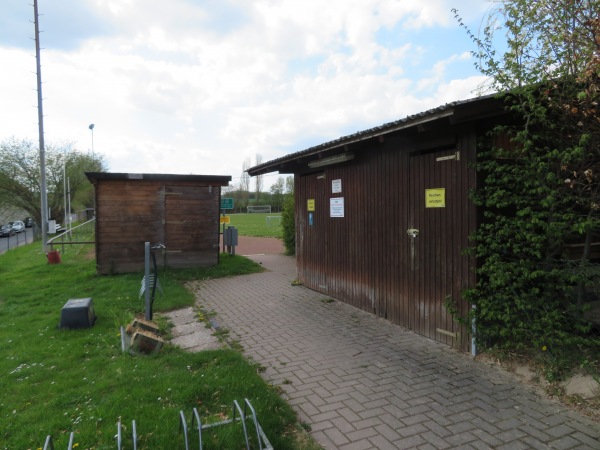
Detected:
[
  {"left": 85, "top": 172, "right": 231, "bottom": 275},
  {"left": 248, "top": 95, "right": 509, "bottom": 351}
]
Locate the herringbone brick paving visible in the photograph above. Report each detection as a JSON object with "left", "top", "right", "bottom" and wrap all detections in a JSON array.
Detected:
[{"left": 189, "top": 254, "right": 600, "bottom": 449}]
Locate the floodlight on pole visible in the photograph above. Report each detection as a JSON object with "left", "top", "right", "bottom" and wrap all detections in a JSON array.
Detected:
[{"left": 89, "top": 123, "right": 95, "bottom": 155}]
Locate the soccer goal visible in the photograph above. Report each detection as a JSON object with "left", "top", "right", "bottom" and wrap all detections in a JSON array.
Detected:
[
  {"left": 247, "top": 205, "right": 271, "bottom": 213},
  {"left": 266, "top": 215, "right": 282, "bottom": 226}
]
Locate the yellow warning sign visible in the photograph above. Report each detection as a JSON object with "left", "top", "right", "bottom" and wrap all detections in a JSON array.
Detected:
[
  {"left": 307, "top": 199, "right": 315, "bottom": 211},
  {"left": 425, "top": 188, "right": 445, "bottom": 208},
  {"left": 220, "top": 215, "right": 231, "bottom": 224}
]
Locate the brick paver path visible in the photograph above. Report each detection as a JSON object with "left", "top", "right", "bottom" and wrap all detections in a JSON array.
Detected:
[{"left": 190, "top": 254, "right": 600, "bottom": 449}]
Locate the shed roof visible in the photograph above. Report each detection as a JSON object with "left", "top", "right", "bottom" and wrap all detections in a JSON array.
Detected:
[
  {"left": 247, "top": 94, "right": 505, "bottom": 176},
  {"left": 85, "top": 172, "right": 231, "bottom": 185}
]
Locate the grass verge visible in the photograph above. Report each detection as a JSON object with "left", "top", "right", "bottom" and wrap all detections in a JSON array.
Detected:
[{"left": 0, "top": 243, "right": 318, "bottom": 449}]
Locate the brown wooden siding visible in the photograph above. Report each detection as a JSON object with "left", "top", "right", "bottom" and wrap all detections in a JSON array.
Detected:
[
  {"left": 95, "top": 179, "right": 221, "bottom": 274},
  {"left": 296, "top": 128, "right": 478, "bottom": 350}
]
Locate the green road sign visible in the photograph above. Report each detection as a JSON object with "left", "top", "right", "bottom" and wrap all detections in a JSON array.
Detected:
[{"left": 220, "top": 198, "right": 234, "bottom": 210}]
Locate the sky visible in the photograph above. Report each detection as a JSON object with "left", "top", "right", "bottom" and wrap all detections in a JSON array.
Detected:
[{"left": 0, "top": 0, "right": 495, "bottom": 190}]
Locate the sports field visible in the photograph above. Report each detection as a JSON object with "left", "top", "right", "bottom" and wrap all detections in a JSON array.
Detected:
[{"left": 221, "top": 212, "right": 283, "bottom": 238}]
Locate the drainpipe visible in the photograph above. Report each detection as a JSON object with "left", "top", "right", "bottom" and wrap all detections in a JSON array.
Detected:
[{"left": 471, "top": 304, "right": 477, "bottom": 357}]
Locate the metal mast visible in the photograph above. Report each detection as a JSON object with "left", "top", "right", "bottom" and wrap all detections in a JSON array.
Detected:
[{"left": 34, "top": 0, "right": 49, "bottom": 251}]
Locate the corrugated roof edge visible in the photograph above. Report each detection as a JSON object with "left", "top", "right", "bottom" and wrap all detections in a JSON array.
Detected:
[
  {"left": 247, "top": 93, "right": 501, "bottom": 176},
  {"left": 85, "top": 172, "right": 232, "bottom": 185}
]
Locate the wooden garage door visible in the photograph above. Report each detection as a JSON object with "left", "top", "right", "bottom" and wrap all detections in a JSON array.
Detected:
[{"left": 407, "top": 148, "right": 467, "bottom": 347}]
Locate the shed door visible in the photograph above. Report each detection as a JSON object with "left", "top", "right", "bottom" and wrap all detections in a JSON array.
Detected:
[
  {"left": 408, "top": 148, "right": 464, "bottom": 346},
  {"left": 164, "top": 186, "right": 219, "bottom": 268}
]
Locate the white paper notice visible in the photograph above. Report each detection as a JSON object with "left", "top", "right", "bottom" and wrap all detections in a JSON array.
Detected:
[
  {"left": 332, "top": 179, "right": 342, "bottom": 193},
  {"left": 330, "top": 197, "right": 344, "bottom": 217}
]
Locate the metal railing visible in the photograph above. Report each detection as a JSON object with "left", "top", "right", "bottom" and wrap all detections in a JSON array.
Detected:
[
  {"left": 0, "top": 228, "right": 32, "bottom": 253},
  {"left": 47, "top": 218, "right": 95, "bottom": 254}
]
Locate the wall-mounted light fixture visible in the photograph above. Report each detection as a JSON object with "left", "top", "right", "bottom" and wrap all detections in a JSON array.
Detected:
[
  {"left": 308, "top": 152, "right": 355, "bottom": 168},
  {"left": 436, "top": 151, "right": 460, "bottom": 162}
]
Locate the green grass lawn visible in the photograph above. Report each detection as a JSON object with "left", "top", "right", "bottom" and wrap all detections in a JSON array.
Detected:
[
  {"left": 0, "top": 243, "right": 318, "bottom": 449},
  {"left": 223, "top": 213, "right": 283, "bottom": 238}
]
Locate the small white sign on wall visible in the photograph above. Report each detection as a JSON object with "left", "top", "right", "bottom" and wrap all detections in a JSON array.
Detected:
[
  {"left": 330, "top": 197, "right": 344, "bottom": 217},
  {"left": 332, "top": 179, "right": 342, "bottom": 194}
]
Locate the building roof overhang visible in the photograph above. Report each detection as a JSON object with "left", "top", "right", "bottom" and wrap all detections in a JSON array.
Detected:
[
  {"left": 247, "top": 94, "right": 506, "bottom": 176},
  {"left": 85, "top": 172, "right": 232, "bottom": 186}
]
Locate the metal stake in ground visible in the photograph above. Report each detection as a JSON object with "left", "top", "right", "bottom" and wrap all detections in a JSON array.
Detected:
[
  {"left": 144, "top": 242, "right": 151, "bottom": 320},
  {"left": 140, "top": 243, "right": 164, "bottom": 321}
]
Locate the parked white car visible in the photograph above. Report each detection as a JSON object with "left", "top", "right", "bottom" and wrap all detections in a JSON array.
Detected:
[{"left": 11, "top": 221, "right": 26, "bottom": 233}]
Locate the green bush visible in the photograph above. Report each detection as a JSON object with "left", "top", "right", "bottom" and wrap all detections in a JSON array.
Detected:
[
  {"left": 281, "top": 194, "right": 295, "bottom": 255},
  {"left": 464, "top": 110, "right": 600, "bottom": 380}
]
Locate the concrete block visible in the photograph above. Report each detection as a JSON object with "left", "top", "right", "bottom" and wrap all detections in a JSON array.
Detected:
[{"left": 60, "top": 298, "right": 96, "bottom": 329}]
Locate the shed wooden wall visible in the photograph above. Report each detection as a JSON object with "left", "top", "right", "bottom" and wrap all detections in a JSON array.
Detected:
[
  {"left": 94, "top": 179, "right": 220, "bottom": 274},
  {"left": 295, "top": 125, "right": 479, "bottom": 350}
]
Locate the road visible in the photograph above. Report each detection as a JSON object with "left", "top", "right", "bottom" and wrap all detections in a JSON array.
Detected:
[{"left": 0, "top": 228, "right": 35, "bottom": 254}]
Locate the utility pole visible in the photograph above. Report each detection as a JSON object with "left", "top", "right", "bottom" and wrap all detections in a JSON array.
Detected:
[
  {"left": 34, "top": 0, "right": 49, "bottom": 252},
  {"left": 67, "top": 177, "right": 71, "bottom": 229},
  {"left": 63, "top": 163, "right": 67, "bottom": 227}
]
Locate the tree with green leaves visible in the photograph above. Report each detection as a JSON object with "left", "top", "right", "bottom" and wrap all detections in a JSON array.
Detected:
[
  {"left": 269, "top": 177, "right": 285, "bottom": 212},
  {"left": 454, "top": 0, "right": 600, "bottom": 375},
  {"left": 239, "top": 157, "right": 251, "bottom": 211},
  {"left": 285, "top": 175, "right": 294, "bottom": 195},
  {"left": 0, "top": 137, "right": 106, "bottom": 228},
  {"left": 254, "top": 153, "right": 263, "bottom": 204}
]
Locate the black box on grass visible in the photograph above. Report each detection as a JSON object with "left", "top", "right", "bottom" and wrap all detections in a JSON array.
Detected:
[{"left": 59, "top": 298, "right": 96, "bottom": 329}]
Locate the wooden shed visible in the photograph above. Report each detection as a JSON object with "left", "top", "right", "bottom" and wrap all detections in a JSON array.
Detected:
[
  {"left": 248, "top": 95, "right": 510, "bottom": 351},
  {"left": 85, "top": 172, "right": 231, "bottom": 275}
]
